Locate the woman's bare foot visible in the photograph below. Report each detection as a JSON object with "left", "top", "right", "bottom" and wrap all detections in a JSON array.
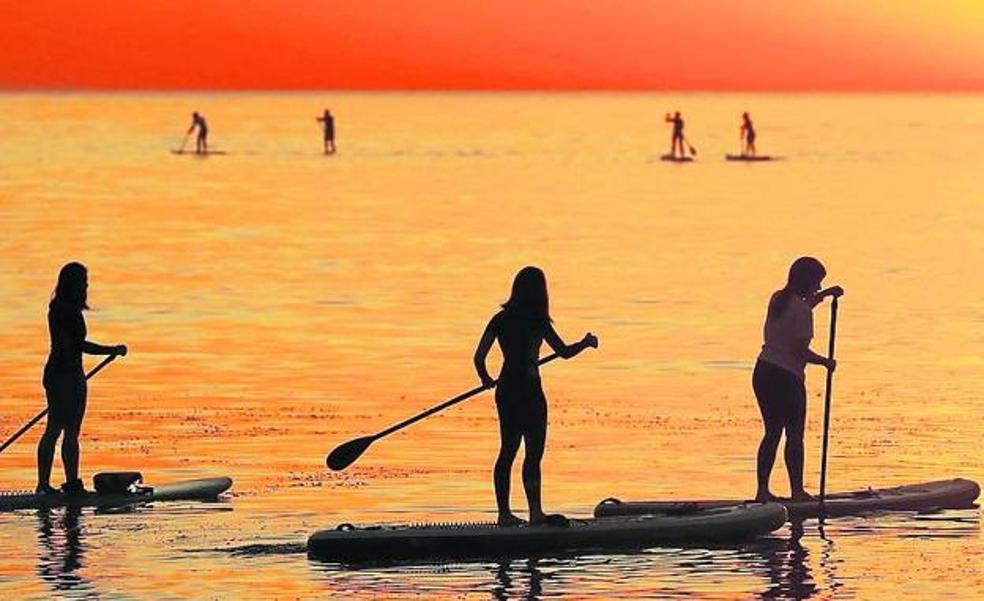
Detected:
[
  {"left": 530, "top": 513, "right": 569, "bottom": 527},
  {"left": 791, "top": 490, "right": 816, "bottom": 502},
  {"left": 497, "top": 513, "right": 526, "bottom": 527},
  {"left": 755, "top": 490, "right": 779, "bottom": 503}
]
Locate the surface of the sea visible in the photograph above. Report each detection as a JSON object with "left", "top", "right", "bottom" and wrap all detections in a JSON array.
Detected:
[{"left": 0, "top": 93, "right": 981, "bottom": 599}]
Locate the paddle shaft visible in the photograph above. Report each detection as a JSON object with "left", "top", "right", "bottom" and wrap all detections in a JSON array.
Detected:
[
  {"left": 372, "top": 353, "right": 561, "bottom": 441},
  {"left": 818, "top": 297, "right": 839, "bottom": 509},
  {"left": 0, "top": 354, "right": 117, "bottom": 455},
  {"left": 681, "top": 136, "right": 697, "bottom": 156}
]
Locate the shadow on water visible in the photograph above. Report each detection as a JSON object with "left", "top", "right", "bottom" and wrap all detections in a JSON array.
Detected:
[
  {"left": 492, "top": 558, "right": 546, "bottom": 601},
  {"left": 753, "top": 521, "right": 818, "bottom": 600},
  {"left": 36, "top": 507, "right": 99, "bottom": 599},
  {"left": 192, "top": 509, "right": 980, "bottom": 598}
]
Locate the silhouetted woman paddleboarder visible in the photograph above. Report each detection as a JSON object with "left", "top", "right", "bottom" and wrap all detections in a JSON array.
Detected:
[
  {"left": 37, "top": 263, "right": 126, "bottom": 495},
  {"left": 665, "top": 111, "right": 686, "bottom": 158},
  {"left": 186, "top": 111, "right": 208, "bottom": 154},
  {"left": 317, "top": 109, "right": 336, "bottom": 155},
  {"left": 474, "top": 266, "right": 598, "bottom": 527},
  {"left": 753, "top": 257, "right": 842, "bottom": 502},
  {"left": 741, "top": 112, "right": 757, "bottom": 157}
]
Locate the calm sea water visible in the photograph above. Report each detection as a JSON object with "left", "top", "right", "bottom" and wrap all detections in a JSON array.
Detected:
[{"left": 0, "top": 93, "right": 981, "bottom": 599}]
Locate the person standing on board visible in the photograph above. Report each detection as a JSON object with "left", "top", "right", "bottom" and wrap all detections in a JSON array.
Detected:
[
  {"left": 317, "top": 109, "right": 336, "bottom": 155},
  {"left": 187, "top": 111, "right": 209, "bottom": 154},
  {"left": 753, "top": 257, "right": 842, "bottom": 502},
  {"left": 474, "top": 266, "right": 598, "bottom": 527},
  {"left": 665, "top": 111, "right": 686, "bottom": 158},
  {"left": 741, "top": 112, "right": 757, "bottom": 157},
  {"left": 37, "top": 263, "right": 127, "bottom": 496}
]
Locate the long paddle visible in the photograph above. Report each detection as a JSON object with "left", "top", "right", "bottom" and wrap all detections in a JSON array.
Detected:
[
  {"left": 0, "top": 354, "right": 118, "bottom": 456},
  {"left": 176, "top": 132, "right": 190, "bottom": 154},
  {"left": 685, "top": 137, "right": 698, "bottom": 157},
  {"left": 327, "top": 352, "right": 567, "bottom": 471},
  {"left": 818, "top": 297, "right": 839, "bottom": 518}
]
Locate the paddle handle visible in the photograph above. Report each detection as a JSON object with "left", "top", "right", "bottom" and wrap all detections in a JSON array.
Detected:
[
  {"left": 818, "top": 297, "right": 839, "bottom": 508},
  {"left": 374, "top": 353, "right": 561, "bottom": 440},
  {"left": 0, "top": 354, "right": 117, "bottom": 455}
]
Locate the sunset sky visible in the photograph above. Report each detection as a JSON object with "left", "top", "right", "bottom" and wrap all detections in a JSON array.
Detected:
[{"left": 1, "top": 0, "right": 982, "bottom": 90}]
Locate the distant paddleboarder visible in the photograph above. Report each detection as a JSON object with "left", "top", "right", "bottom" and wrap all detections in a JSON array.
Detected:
[
  {"left": 317, "top": 109, "right": 336, "bottom": 155},
  {"left": 474, "top": 266, "right": 598, "bottom": 527},
  {"left": 665, "top": 111, "right": 686, "bottom": 158},
  {"left": 740, "top": 112, "right": 757, "bottom": 157},
  {"left": 186, "top": 111, "right": 209, "bottom": 154},
  {"left": 37, "top": 263, "right": 126, "bottom": 496},
  {"left": 753, "top": 257, "right": 842, "bottom": 503}
]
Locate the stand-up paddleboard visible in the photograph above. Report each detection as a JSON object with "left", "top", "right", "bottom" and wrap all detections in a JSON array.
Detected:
[
  {"left": 725, "top": 154, "right": 782, "bottom": 162},
  {"left": 170, "top": 149, "right": 228, "bottom": 156},
  {"left": 595, "top": 478, "right": 980, "bottom": 521},
  {"left": 308, "top": 503, "right": 786, "bottom": 562},
  {"left": 660, "top": 154, "right": 694, "bottom": 162},
  {"left": 0, "top": 477, "right": 233, "bottom": 512}
]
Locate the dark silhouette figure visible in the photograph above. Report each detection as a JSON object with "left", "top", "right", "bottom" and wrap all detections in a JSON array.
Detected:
[
  {"left": 474, "top": 266, "right": 597, "bottom": 527},
  {"left": 187, "top": 111, "right": 209, "bottom": 154},
  {"left": 753, "top": 257, "right": 842, "bottom": 503},
  {"left": 665, "top": 111, "right": 686, "bottom": 158},
  {"left": 37, "top": 263, "right": 126, "bottom": 496},
  {"left": 741, "top": 112, "right": 757, "bottom": 157},
  {"left": 317, "top": 109, "right": 336, "bottom": 154}
]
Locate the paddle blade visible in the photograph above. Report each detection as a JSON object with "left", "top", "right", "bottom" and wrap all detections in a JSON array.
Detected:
[{"left": 326, "top": 435, "right": 376, "bottom": 471}]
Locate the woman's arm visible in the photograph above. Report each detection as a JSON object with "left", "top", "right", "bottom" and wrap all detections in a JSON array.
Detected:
[
  {"left": 83, "top": 341, "right": 127, "bottom": 356},
  {"left": 544, "top": 323, "right": 598, "bottom": 359},
  {"left": 473, "top": 317, "right": 497, "bottom": 387},
  {"left": 794, "top": 338, "right": 835, "bottom": 371}
]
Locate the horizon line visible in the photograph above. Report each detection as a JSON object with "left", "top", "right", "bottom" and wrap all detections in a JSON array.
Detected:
[{"left": 2, "top": 87, "right": 983, "bottom": 95}]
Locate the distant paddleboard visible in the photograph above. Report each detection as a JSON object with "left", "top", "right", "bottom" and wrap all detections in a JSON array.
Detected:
[
  {"left": 725, "top": 154, "right": 781, "bottom": 162},
  {"left": 660, "top": 154, "right": 694, "bottom": 163},
  {"left": 171, "top": 149, "right": 228, "bottom": 156}
]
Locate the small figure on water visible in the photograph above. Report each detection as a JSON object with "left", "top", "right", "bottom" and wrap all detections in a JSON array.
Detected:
[
  {"left": 37, "top": 263, "right": 127, "bottom": 496},
  {"left": 665, "top": 111, "right": 686, "bottom": 158},
  {"left": 474, "top": 266, "right": 598, "bottom": 527},
  {"left": 317, "top": 109, "right": 336, "bottom": 155},
  {"left": 753, "top": 257, "right": 842, "bottom": 503},
  {"left": 186, "top": 111, "right": 209, "bottom": 154},
  {"left": 741, "top": 112, "right": 757, "bottom": 157}
]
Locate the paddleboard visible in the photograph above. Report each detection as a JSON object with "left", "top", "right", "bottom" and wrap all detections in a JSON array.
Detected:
[
  {"left": 170, "top": 149, "right": 228, "bottom": 156},
  {"left": 308, "top": 502, "right": 787, "bottom": 562},
  {"left": 725, "top": 154, "right": 781, "bottom": 162},
  {"left": 594, "top": 478, "right": 980, "bottom": 521},
  {"left": 0, "top": 476, "right": 233, "bottom": 512},
  {"left": 660, "top": 154, "right": 694, "bottom": 162}
]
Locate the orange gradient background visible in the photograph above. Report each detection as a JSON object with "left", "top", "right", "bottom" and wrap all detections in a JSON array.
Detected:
[{"left": 1, "top": 0, "right": 982, "bottom": 90}]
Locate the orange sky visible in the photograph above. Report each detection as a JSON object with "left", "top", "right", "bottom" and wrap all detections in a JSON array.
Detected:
[{"left": 1, "top": 1, "right": 982, "bottom": 90}]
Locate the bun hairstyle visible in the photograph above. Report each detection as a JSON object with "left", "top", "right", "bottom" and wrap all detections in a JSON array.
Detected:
[{"left": 769, "top": 257, "right": 826, "bottom": 318}]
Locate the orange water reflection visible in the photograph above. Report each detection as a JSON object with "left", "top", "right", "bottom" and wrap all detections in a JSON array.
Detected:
[{"left": 0, "top": 93, "right": 981, "bottom": 599}]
